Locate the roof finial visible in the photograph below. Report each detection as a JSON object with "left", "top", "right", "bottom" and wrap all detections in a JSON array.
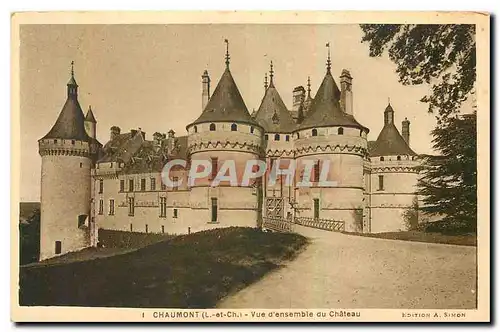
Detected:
[
  {"left": 71, "top": 60, "right": 74, "bottom": 77},
  {"left": 326, "top": 42, "right": 331, "bottom": 72},
  {"left": 264, "top": 72, "right": 268, "bottom": 90},
  {"left": 269, "top": 60, "right": 274, "bottom": 84},
  {"left": 224, "top": 39, "right": 230, "bottom": 68},
  {"left": 307, "top": 76, "right": 311, "bottom": 97},
  {"left": 388, "top": 97, "right": 391, "bottom": 105}
]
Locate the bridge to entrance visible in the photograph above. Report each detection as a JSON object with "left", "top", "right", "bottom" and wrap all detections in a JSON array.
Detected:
[{"left": 262, "top": 216, "right": 345, "bottom": 234}]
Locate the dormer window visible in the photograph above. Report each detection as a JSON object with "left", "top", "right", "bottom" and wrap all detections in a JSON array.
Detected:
[
  {"left": 338, "top": 127, "right": 344, "bottom": 135},
  {"left": 312, "top": 129, "right": 318, "bottom": 137},
  {"left": 231, "top": 123, "right": 237, "bottom": 131},
  {"left": 209, "top": 123, "right": 216, "bottom": 131}
]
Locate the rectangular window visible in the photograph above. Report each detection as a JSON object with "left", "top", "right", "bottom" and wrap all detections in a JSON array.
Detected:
[
  {"left": 129, "top": 179, "right": 134, "bottom": 192},
  {"left": 173, "top": 208, "right": 178, "bottom": 218},
  {"left": 210, "top": 157, "right": 218, "bottom": 180},
  {"left": 78, "top": 215, "right": 86, "bottom": 228},
  {"left": 211, "top": 198, "right": 218, "bottom": 222},
  {"left": 159, "top": 197, "right": 167, "bottom": 217},
  {"left": 161, "top": 225, "right": 165, "bottom": 234},
  {"left": 313, "top": 161, "right": 320, "bottom": 182},
  {"left": 98, "top": 199, "right": 104, "bottom": 215},
  {"left": 120, "top": 180, "right": 125, "bottom": 192},
  {"left": 109, "top": 199, "right": 115, "bottom": 215},
  {"left": 99, "top": 179, "right": 103, "bottom": 194},
  {"left": 128, "top": 197, "right": 135, "bottom": 216},
  {"left": 55, "top": 241, "right": 62, "bottom": 254},
  {"left": 378, "top": 175, "right": 384, "bottom": 191},
  {"left": 150, "top": 177, "right": 156, "bottom": 191},
  {"left": 130, "top": 223, "right": 133, "bottom": 232},
  {"left": 313, "top": 198, "right": 320, "bottom": 219},
  {"left": 172, "top": 176, "right": 179, "bottom": 191},
  {"left": 145, "top": 224, "right": 149, "bottom": 233},
  {"left": 141, "top": 178, "right": 146, "bottom": 191},
  {"left": 161, "top": 182, "right": 167, "bottom": 191}
]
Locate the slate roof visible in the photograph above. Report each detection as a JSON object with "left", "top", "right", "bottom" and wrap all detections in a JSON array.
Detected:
[
  {"left": 189, "top": 67, "right": 259, "bottom": 127},
  {"left": 41, "top": 76, "right": 89, "bottom": 142},
  {"left": 254, "top": 81, "right": 297, "bottom": 133},
  {"left": 298, "top": 69, "right": 368, "bottom": 132},
  {"left": 85, "top": 106, "right": 97, "bottom": 123},
  {"left": 369, "top": 108, "right": 416, "bottom": 157},
  {"left": 98, "top": 131, "right": 188, "bottom": 174}
]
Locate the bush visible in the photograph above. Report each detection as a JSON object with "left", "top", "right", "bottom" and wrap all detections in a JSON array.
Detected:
[{"left": 418, "top": 220, "right": 475, "bottom": 235}]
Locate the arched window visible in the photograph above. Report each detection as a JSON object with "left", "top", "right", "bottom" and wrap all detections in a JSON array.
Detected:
[
  {"left": 194, "top": 126, "right": 198, "bottom": 133},
  {"left": 231, "top": 123, "right": 237, "bottom": 131},
  {"left": 274, "top": 134, "right": 280, "bottom": 141},
  {"left": 265, "top": 134, "right": 269, "bottom": 141},
  {"left": 209, "top": 123, "right": 216, "bottom": 131},
  {"left": 250, "top": 126, "right": 254, "bottom": 134},
  {"left": 380, "top": 156, "right": 384, "bottom": 161},
  {"left": 312, "top": 129, "right": 318, "bottom": 137},
  {"left": 338, "top": 127, "right": 344, "bottom": 135},
  {"left": 397, "top": 155, "right": 401, "bottom": 161}
]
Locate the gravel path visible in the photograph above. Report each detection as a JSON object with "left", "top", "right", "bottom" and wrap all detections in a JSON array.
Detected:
[{"left": 218, "top": 226, "right": 477, "bottom": 309}]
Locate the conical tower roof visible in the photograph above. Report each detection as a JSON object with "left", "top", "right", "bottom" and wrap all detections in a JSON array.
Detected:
[
  {"left": 298, "top": 69, "right": 367, "bottom": 131},
  {"left": 41, "top": 64, "right": 89, "bottom": 142},
  {"left": 254, "top": 67, "right": 296, "bottom": 133},
  {"left": 85, "top": 105, "right": 97, "bottom": 123},
  {"left": 189, "top": 67, "right": 258, "bottom": 127},
  {"left": 369, "top": 103, "right": 416, "bottom": 157}
]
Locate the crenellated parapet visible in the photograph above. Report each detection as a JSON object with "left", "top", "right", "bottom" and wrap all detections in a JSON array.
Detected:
[
  {"left": 38, "top": 138, "right": 90, "bottom": 157},
  {"left": 369, "top": 156, "right": 421, "bottom": 174}
]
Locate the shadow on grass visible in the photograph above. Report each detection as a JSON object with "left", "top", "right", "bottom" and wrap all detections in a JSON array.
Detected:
[
  {"left": 19, "top": 227, "right": 307, "bottom": 308},
  {"left": 343, "top": 230, "right": 476, "bottom": 246}
]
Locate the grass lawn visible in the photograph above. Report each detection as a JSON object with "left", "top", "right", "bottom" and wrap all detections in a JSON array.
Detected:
[
  {"left": 19, "top": 227, "right": 307, "bottom": 308},
  {"left": 344, "top": 230, "right": 476, "bottom": 246}
]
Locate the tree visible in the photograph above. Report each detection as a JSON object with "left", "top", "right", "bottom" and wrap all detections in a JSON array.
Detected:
[
  {"left": 360, "top": 24, "right": 476, "bottom": 123},
  {"left": 417, "top": 113, "right": 477, "bottom": 233},
  {"left": 19, "top": 209, "right": 40, "bottom": 264}
]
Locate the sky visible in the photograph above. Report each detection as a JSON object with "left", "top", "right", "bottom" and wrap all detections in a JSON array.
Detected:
[{"left": 19, "top": 24, "right": 445, "bottom": 202}]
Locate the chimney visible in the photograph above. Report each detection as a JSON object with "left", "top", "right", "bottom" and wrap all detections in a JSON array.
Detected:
[
  {"left": 110, "top": 126, "right": 121, "bottom": 140},
  {"left": 130, "top": 129, "right": 138, "bottom": 137},
  {"left": 202, "top": 70, "right": 211, "bottom": 111},
  {"left": 167, "top": 129, "right": 176, "bottom": 155},
  {"left": 291, "top": 86, "right": 305, "bottom": 121},
  {"left": 340, "top": 69, "right": 353, "bottom": 115},
  {"left": 402, "top": 118, "right": 410, "bottom": 146}
]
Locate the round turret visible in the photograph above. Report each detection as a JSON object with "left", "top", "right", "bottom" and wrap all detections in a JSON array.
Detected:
[
  {"left": 293, "top": 48, "right": 369, "bottom": 232},
  {"left": 185, "top": 40, "right": 263, "bottom": 230},
  {"left": 38, "top": 63, "right": 93, "bottom": 260}
]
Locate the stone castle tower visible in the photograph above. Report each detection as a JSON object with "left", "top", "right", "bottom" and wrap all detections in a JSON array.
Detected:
[
  {"left": 292, "top": 49, "right": 369, "bottom": 231},
  {"left": 185, "top": 41, "right": 263, "bottom": 228},
  {"left": 38, "top": 63, "right": 99, "bottom": 260}
]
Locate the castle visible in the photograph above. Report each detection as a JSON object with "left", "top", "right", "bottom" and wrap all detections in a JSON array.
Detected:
[{"left": 38, "top": 43, "right": 420, "bottom": 260}]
